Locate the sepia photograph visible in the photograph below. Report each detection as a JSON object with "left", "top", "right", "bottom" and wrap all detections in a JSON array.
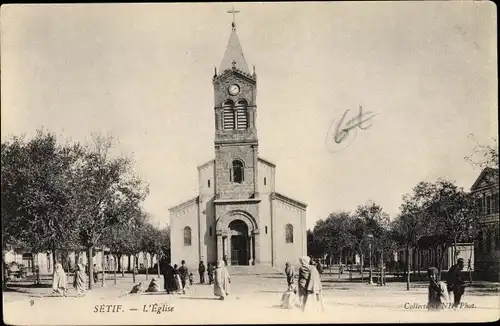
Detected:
[{"left": 1, "top": 2, "right": 498, "bottom": 324}]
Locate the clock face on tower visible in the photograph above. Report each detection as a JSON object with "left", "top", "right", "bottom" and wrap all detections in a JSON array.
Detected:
[{"left": 228, "top": 84, "right": 240, "bottom": 96}]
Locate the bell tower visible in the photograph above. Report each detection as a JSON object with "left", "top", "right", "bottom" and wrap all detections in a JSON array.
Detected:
[{"left": 213, "top": 14, "right": 259, "bottom": 201}]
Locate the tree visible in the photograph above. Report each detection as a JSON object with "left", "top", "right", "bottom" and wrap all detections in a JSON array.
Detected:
[
  {"left": 393, "top": 183, "right": 434, "bottom": 290},
  {"left": 464, "top": 134, "right": 498, "bottom": 169},
  {"left": 353, "top": 201, "right": 391, "bottom": 284},
  {"left": 310, "top": 212, "right": 352, "bottom": 275},
  {"left": 72, "top": 134, "right": 149, "bottom": 289},
  {"left": 140, "top": 220, "right": 163, "bottom": 280},
  {"left": 1, "top": 131, "right": 81, "bottom": 275},
  {"left": 344, "top": 215, "right": 370, "bottom": 280},
  {"left": 426, "top": 180, "right": 479, "bottom": 271},
  {"left": 306, "top": 229, "right": 324, "bottom": 259}
]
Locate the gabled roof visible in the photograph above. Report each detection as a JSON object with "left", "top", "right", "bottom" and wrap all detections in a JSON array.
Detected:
[
  {"left": 219, "top": 27, "right": 250, "bottom": 75},
  {"left": 470, "top": 167, "right": 499, "bottom": 191}
]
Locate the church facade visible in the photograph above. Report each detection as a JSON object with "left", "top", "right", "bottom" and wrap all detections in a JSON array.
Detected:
[{"left": 169, "top": 22, "right": 307, "bottom": 270}]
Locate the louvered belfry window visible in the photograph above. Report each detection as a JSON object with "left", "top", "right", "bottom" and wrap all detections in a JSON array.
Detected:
[
  {"left": 223, "top": 99, "right": 248, "bottom": 130},
  {"left": 223, "top": 100, "right": 235, "bottom": 130},
  {"left": 236, "top": 100, "right": 248, "bottom": 129}
]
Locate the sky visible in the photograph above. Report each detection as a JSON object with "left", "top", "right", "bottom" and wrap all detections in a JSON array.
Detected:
[{"left": 1, "top": 2, "right": 497, "bottom": 230}]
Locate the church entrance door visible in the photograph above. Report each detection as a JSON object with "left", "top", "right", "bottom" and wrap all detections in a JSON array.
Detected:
[{"left": 229, "top": 220, "right": 249, "bottom": 266}]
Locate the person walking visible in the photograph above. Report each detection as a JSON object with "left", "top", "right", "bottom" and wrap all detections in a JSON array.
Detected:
[
  {"left": 303, "top": 258, "right": 324, "bottom": 312},
  {"left": 199, "top": 261, "right": 206, "bottom": 284},
  {"left": 447, "top": 258, "right": 466, "bottom": 308},
  {"left": 214, "top": 260, "right": 230, "bottom": 300},
  {"left": 297, "top": 256, "right": 311, "bottom": 308},
  {"left": 52, "top": 263, "right": 68, "bottom": 297},
  {"left": 178, "top": 261, "right": 189, "bottom": 294},
  {"left": 73, "top": 263, "right": 86, "bottom": 297}
]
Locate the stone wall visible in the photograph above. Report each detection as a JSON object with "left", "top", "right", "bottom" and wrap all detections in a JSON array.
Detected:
[{"left": 214, "top": 144, "right": 258, "bottom": 200}]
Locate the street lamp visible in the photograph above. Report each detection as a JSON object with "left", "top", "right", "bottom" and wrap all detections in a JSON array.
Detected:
[{"left": 367, "top": 234, "right": 374, "bottom": 285}]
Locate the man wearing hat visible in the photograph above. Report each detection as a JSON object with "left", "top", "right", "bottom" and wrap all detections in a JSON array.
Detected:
[{"left": 446, "top": 258, "right": 466, "bottom": 308}]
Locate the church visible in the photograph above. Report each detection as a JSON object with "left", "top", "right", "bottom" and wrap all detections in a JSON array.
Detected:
[{"left": 169, "top": 18, "right": 307, "bottom": 270}]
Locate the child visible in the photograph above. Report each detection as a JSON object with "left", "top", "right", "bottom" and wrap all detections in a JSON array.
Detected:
[
  {"left": 146, "top": 278, "right": 159, "bottom": 293},
  {"left": 129, "top": 282, "right": 144, "bottom": 294},
  {"left": 281, "top": 285, "right": 299, "bottom": 309},
  {"left": 427, "top": 267, "right": 449, "bottom": 310},
  {"left": 189, "top": 273, "right": 194, "bottom": 286},
  {"left": 207, "top": 263, "right": 215, "bottom": 284}
]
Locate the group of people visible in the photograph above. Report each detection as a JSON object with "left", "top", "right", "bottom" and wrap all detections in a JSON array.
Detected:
[
  {"left": 159, "top": 259, "right": 230, "bottom": 299},
  {"left": 198, "top": 261, "right": 217, "bottom": 285},
  {"left": 427, "top": 258, "right": 468, "bottom": 310},
  {"left": 51, "top": 262, "right": 86, "bottom": 297},
  {"left": 281, "top": 256, "right": 325, "bottom": 312},
  {"left": 159, "top": 260, "right": 193, "bottom": 294}
]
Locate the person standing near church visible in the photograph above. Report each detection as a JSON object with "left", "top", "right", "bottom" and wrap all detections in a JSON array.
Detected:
[
  {"left": 162, "top": 260, "right": 174, "bottom": 294},
  {"left": 208, "top": 263, "right": 215, "bottom": 284},
  {"left": 178, "top": 260, "right": 189, "bottom": 294},
  {"left": 285, "top": 262, "right": 295, "bottom": 287},
  {"left": 447, "top": 258, "right": 466, "bottom": 308},
  {"left": 198, "top": 261, "right": 206, "bottom": 284},
  {"left": 214, "top": 260, "right": 230, "bottom": 300},
  {"left": 173, "top": 264, "right": 182, "bottom": 294}
]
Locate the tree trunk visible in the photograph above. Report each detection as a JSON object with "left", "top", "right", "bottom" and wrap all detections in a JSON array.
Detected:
[
  {"left": 122, "top": 256, "right": 125, "bottom": 278},
  {"left": 128, "top": 255, "right": 131, "bottom": 272},
  {"left": 381, "top": 251, "right": 385, "bottom": 286},
  {"left": 453, "top": 235, "right": 457, "bottom": 265},
  {"left": 52, "top": 245, "right": 57, "bottom": 272},
  {"left": 101, "top": 250, "right": 105, "bottom": 287},
  {"left": 157, "top": 253, "right": 161, "bottom": 278},
  {"left": 406, "top": 246, "right": 410, "bottom": 291},
  {"left": 114, "top": 255, "right": 117, "bottom": 285},
  {"left": 360, "top": 252, "right": 364, "bottom": 281},
  {"left": 117, "top": 254, "right": 122, "bottom": 274},
  {"left": 145, "top": 253, "right": 149, "bottom": 281},
  {"left": 87, "top": 246, "right": 94, "bottom": 290},
  {"left": 132, "top": 254, "right": 136, "bottom": 283}
]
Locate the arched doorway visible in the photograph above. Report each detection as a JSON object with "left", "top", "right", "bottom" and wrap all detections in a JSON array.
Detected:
[{"left": 229, "top": 220, "right": 249, "bottom": 266}]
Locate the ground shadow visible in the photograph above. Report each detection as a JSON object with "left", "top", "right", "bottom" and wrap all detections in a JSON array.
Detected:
[
  {"left": 5, "top": 283, "right": 52, "bottom": 289},
  {"left": 257, "top": 290, "right": 283, "bottom": 294},
  {"left": 178, "top": 297, "right": 221, "bottom": 300}
]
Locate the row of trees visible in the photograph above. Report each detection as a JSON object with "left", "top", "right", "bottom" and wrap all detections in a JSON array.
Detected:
[
  {"left": 308, "top": 179, "right": 479, "bottom": 289},
  {"left": 1, "top": 129, "right": 169, "bottom": 289},
  {"left": 308, "top": 135, "right": 498, "bottom": 289}
]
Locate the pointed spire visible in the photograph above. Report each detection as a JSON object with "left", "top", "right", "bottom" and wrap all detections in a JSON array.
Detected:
[{"left": 220, "top": 6, "right": 250, "bottom": 75}]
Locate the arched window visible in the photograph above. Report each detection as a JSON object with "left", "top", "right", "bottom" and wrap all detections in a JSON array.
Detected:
[
  {"left": 183, "top": 226, "right": 192, "bottom": 246},
  {"left": 223, "top": 100, "right": 235, "bottom": 130},
  {"left": 285, "top": 224, "right": 294, "bottom": 243},
  {"left": 231, "top": 160, "right": 244, "bottom": 183},
  {"left": 236, "top": 99, "right": 248, "bottom": 129}
]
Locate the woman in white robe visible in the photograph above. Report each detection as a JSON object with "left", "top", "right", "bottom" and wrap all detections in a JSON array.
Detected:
[
  {"left": 73, "top": 263, "right": 86, "bottom": 297},
  {"left": 302, "top": 260, "right": 324, "bottom": 313},
  {"left": 214, "top": 260, "right": 230, "bottom": 300},
  {"left": 52, "top": 263, "right": 68, "bottom": 297}
]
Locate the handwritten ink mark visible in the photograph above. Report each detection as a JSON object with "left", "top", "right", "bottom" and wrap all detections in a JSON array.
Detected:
[{"left": 325, "top": 105, "right": 377, "bottom": 153}]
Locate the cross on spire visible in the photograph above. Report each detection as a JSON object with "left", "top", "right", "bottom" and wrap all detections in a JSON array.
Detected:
[{"left": 227, "top": 4, "right": 240, "bottom": 30}]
